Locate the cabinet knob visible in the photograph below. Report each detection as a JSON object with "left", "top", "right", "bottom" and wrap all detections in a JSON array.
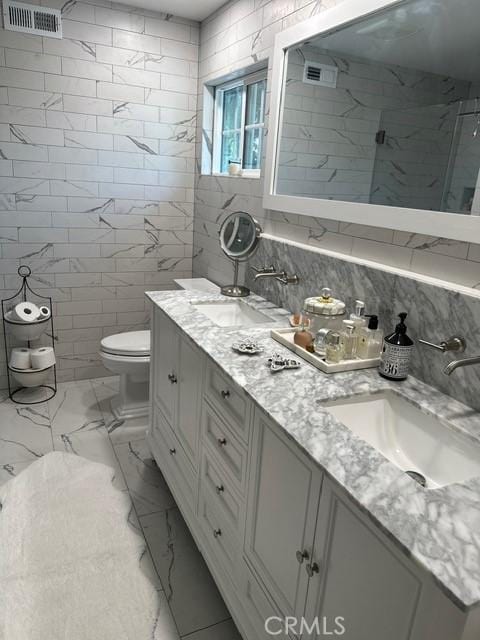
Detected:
[
  {"left": 217, "top": 437, "right": 227, "bottom": 446},
  {"left": 305, "top": 562, "right": 320, "bottom": 577},
  {"left": 296, "top": 549, "right": 309, "bottom": 564},
  {"left": 169, "top": 447, "right": 176, "bottom": 455},
  {"left": 221, "top": 389, "right": 230, "bottom": 399},
  {"left": 215, "top": 484, "right": 225, "bottom": 494},
  {"left": 168, "top": 373, "right": 177, "bottom": 384},
  {"left": 213, "top": 528, "right": 222, "bottom": 538}
]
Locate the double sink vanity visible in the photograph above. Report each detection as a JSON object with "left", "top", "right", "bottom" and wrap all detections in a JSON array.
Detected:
[{"left": 146, "top": 287, "right": 480, "bottom": 640}]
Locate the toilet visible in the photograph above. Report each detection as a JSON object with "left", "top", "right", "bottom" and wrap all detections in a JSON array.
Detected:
[{"left": 100, "top": 330, "right": 150, "bottom": 422}]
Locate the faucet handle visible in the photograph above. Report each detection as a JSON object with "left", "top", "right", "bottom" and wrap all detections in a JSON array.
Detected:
[
  {"left": 251, "top": 264, "right": 276, "bottom": 274},
  {"left": 418, "top": 335, "right": 466, "bottom": 353}
]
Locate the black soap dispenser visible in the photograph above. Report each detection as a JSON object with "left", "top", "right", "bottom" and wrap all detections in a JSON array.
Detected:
[{"left": 379, "top": 312, "right": 414, "bottom": 381}]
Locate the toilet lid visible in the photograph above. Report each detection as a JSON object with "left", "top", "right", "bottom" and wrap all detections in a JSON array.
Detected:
[{"left": 101, "top": 330, "right": 150, "bottom": 357}]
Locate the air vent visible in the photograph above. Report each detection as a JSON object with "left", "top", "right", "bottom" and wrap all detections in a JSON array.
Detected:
[
  {"left": 303, "top": 61, "right": 338, "bottom": 88},
  {"left": 3, "top": 0, "right": 62, "bottom": 38}
]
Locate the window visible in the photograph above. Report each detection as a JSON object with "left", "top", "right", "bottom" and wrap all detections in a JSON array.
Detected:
[{"left": 212, "top": 71, "right": 267, "bottom": 177}]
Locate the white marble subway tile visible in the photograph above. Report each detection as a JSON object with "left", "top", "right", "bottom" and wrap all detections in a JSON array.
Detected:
[
  {"left": 98, "top": 182, "right": 145, "bottom": 199},
  {"left": 0, "top": 159, "right": 13, "bottom": 176},
  {"left": 66, "top": 196, "right": 114, "bottom": 213},
  {"left": 95, "top": 6, "right": 145, "bottom": 33},
  {"left": 113, "top": 167, "right": 157, "bottom": 185},
  {"left": 45, "top": 74, "right": 97, "bottom": 98},
  {"left": 48, "top": 147, "right": 98, "bottom": 165},
  {"left": 145, "top": 89, "right": 190, "bottom": 110},
  {"left": 62, "top": 94, "right": 113, "bottom": 116},
  {"left": 114, "top": 134, "right": 158, "bottom": 154},
  {"left": 145, "top": 55, "right": 191, "bottom": 77},
  {"left": 50, "top": 180, "right": 99, "bottom": 197},
  {"left": 113, "top": 66, "right": 160, "bottom": 89},
  {"left": 0, "top": 105, "right": 46, "bottom": 127},
  {"left": 0, "top": 67, "right": 45, "bottom": 91},
  {"left": 54, "top": 243, "right": 101, "bottom": 258},
  {"left": 13, "top": 160, "right": 65, "bottom": 180},
  {"left": 0, "top": 176, "right": 49, "bottom": 195},
  {"left": 113, "top": 30, "right": 161, "bottom": 55},
  {"left": 161, "top": 39, "right": 198, "bottom": 61},
  {"left": 4, "top": 49, "right": 60, "bottom": 73},
  {"left": 47, "top": 111, "right": 97, "bottom": 132},
  {"left": 411, "top": 251, "right": 480, "bottom": 289},
  {"left": 3, "top": 242, "right": 52, "bottom": 258},
  {"left": 113, "top": 101, "right": 158, "bottom": 122},
  {"left": 62, "top": 19, "right": 112, "bottom": 46},
  {"left": 97, "top": 81, "right": 145, "bottom": 103},
  {"left": 97, "top": 115, "right": 144, "bottom": 136},
  {"left": 18, "top": 227, "right": 67, "bottom": 242},
  {"left": 42, "top": 37, "right": 97, "bottom": 62},
  {"left": 66, "top": 164, "right": 113, "bottom": 182},
  {"left": 0, "top": 31, "right": 43, "bottom": 53},
  {"left": 8, "top": 88, "right": 62, "bottom": 111},
  {"left": 73, "top": 312, "right": 117, "bottom": 328},
  {"left": 145, "top": 17, "right": 191, "bottom": 42},
  {"left": 64, "top": 130, "right": 113, "bottom": 151},
  {"left": 15, "top": 195, "right": 67, "bottom": 211},
  {"left": 98, "top": 149, "right": 144, "bottom": 169},
  {"left": 62, "top": 57, "right": 113, "bottom": 82},
  {"left": 96, "top": 45, "right": 145, "bottom": 68},
  {"left": 145, "top": 185, "right": 186, "bottom": 201}
]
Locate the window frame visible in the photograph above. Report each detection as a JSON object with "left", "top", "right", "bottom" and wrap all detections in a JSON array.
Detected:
[{"left": 212, "top": 69, "right": 267, "bottom": 178}]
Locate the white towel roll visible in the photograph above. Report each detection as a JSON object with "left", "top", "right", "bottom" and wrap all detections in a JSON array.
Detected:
[
  {"left": 30, "top": 346, "right": 56, "bottom": 370},
  {"left": 13, "top": 302, "right": 40, "bottom": 323},
  {"left": 9, "top": 348, "right": 32, "bottom": 370},
  {"left": 38, "top": 306, "right": 51, "bottom": 320}
]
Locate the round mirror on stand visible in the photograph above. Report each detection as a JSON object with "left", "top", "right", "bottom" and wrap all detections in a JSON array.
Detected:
[{"left": 218, "top": 211, "right": 262, "bottom": 297}]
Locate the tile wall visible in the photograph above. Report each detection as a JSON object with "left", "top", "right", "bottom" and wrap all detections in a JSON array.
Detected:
[
  {"left": 193, "top": 0, "right": 480, "bottom": 292},
  {"left": 0, "top": 0, "right": 199, "bottom": 385}
]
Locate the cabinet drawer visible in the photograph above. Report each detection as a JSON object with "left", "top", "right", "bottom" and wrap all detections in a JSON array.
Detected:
[
  {"left": 200, "top": 446, "right": 245, "bottom": 534},
  {"left": 202, "top": 401, "right": 248, "bottom": 494},
  {"left": 198, "top": 482, "right": 241, "bottom": 580},
  {"left": 205, "top": 362, "right": 251, "bottom": 443},
  {"left": 149, "top": 404, "right": 197, "bottom": 515}
]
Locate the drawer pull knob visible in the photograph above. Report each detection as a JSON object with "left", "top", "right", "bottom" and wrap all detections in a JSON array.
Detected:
[
  {"left": 217, "top": 437, "right": 227, "bottom": 446},
  {"left": 213, "top": 528, "right": 222, "bottom": 538},
  {"left": 169, "top": 448, "right": 176, "bottom": 455},
  {"left": 305, "top": 562, "right": 320, "bottom": 577},
  {"left": 215, "top": 484, "right": 225, "bottom": 494},
  {"left": 221, "top": 389, "right": 230, "bottom": 399},
  {"left": 168, "top": 373, "right": 177, "bottom": 384},
  {"left": 296, "top": 549, "right": 309, "bottom": 564}
]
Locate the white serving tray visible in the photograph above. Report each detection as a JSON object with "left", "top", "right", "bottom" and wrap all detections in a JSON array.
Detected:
[{"left": 271, "top": 328, "right": 381, "bottom": 374}]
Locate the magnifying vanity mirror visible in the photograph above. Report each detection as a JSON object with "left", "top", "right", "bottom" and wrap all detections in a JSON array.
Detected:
[
  {"left": 264, "top": 0, "right": 480, "bottom": 243},
  {"left": 219, "top": 211, "right": 262, "bottom": 297}
]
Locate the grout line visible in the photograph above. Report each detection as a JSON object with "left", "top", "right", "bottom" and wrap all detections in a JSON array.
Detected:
[{"left": 180, "top": 616, "right": 233, "bottom": 638}]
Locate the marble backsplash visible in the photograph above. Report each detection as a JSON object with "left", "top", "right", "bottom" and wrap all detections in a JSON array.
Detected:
[{"left": 245, "top": 237, "right": 480, "bottom": 412}]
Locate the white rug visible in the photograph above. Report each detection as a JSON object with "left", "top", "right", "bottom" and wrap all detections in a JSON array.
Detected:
[{"left": 0, "top": 452, "right": 177, "bottom": 640}]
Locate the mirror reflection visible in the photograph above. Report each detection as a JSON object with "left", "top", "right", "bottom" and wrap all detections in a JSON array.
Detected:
[
  {"left": 276, "top": 0, "right": 480, "bottom": 215},
  {"left": 220, "top": 211, "right": 260, "bottom": 259}
]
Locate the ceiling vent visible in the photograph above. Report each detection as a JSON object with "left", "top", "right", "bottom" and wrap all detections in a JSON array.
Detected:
[
  {"left": 303, "top": 61, "right": 338, "bottom": 88},
  {"left": 3, "top": 0, "right": 62, "bottom": 38}
]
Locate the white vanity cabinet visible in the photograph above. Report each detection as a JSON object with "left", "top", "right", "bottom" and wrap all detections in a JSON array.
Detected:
[{"left": 149, "top": 306, "right": 476, "bottom": 640}]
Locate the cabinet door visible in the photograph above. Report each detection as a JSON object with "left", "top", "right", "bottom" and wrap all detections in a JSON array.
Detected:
[
  {"left": 303, "top": 478, "right": 422, "bottom": 640},
  {"left": 176, "top": 335, "right": 204, "bottom": 468},
  {"left": 245, "top": 409, "right": 322, "bottom": 622},
  {"left": 152, "top": 308, "right": 179, "bottom": 426}
]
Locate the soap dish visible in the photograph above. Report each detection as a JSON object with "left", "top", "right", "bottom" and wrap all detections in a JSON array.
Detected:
[
  {"left": 232, "top": 340, "right": 264, "bottom": 355},
  {"left": 267, "top": 354, "right": 301, "bottom": 373}
]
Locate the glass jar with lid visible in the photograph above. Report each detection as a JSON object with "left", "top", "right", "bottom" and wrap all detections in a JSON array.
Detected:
[{"left": 303, "top": 287, "right": 346, "bottom": 335}]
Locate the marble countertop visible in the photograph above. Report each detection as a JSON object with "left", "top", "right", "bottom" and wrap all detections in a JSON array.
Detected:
[{"left": 146, "top": 289, "right": 480, "bottom": 611}]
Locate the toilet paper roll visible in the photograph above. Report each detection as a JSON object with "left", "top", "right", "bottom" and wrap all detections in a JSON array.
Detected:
[
  {"left": 30, "top": 346, "right": 56, "bottom": 370},
  {"left": 13, "top": 302, "right": 40, "bottom": 323},
  {"left": 38, "top": 305, "right": 51, "bottom": 320},
  {"left": 10, "top": 347, "right": 32, "bottom": 370}
]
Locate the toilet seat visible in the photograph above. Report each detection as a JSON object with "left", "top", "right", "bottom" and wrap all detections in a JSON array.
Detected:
[{"left": 100, "top": 330, "right": 150, "bottom": 357}]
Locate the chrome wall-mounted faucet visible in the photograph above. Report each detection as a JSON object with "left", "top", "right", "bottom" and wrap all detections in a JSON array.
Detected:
[
  {"left": 252, "top": 265, "right": 299, "bottom": 285},
  {"left": 418, "top": 335, "right": 480, "bottom": 375}
]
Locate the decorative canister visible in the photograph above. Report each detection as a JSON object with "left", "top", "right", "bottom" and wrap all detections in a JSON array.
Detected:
[{"left": 303, "top": 287, "right": 346, "bottom": 335}]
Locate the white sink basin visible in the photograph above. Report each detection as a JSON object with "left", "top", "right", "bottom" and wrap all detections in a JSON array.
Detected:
[
  {"left": 192, "top": 300, "right": 271, "bottom": 327},
  {"left": 325, "top": 392, "right": 480, "bottom": 489}
]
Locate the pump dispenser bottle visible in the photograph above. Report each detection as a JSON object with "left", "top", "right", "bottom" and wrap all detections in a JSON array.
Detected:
[{"left": 379, "top": 312, "right": 414, "bottom": 381}]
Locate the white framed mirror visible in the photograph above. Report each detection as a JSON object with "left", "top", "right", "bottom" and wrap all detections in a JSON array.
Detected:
[{"left": 263, "top": 0, "right": 480, "bottom": 244}]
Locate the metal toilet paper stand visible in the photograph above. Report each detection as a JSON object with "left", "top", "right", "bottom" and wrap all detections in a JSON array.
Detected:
[{"left": 1, "top": 265, "right": 57, "bottom": 404}]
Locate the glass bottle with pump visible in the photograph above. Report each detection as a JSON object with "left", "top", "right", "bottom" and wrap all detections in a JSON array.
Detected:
[{"left": 357, "top": 315, "right": 383, "bottom": 359}]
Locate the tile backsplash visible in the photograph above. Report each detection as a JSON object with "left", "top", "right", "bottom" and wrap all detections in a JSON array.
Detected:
[
  {"left": 0, "top": 0, "right": 199, "bottom": 384},
  {"left": 246, "top": 236, "right": 480, "bottom": 412}
]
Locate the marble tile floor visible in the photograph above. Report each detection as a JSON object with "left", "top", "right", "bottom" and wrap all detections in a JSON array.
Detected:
[{"left": 0, "top": 376, "right": 242, "bottom": 640}]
